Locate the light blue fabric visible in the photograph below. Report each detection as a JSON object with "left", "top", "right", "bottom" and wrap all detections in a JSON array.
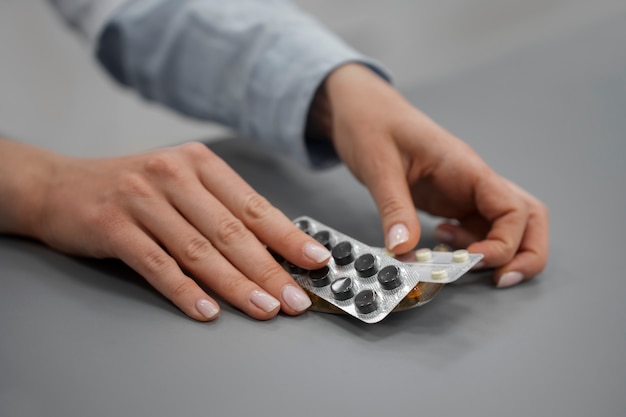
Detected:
[{"left": 93, "top": 0, "right": 390, "bottom": 166}]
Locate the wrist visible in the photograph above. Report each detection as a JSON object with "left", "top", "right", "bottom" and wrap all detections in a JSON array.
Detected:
[
  {"left": 305, "top": 63, "right": 407, "bottom": 143},
  {"left": 0, "top": 139, "right": 63, "bottom": 238},
  {"left": 306, "top": 63, "right": 389, "bottom": 140}
]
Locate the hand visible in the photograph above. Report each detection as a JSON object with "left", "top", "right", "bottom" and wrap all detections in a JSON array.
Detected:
[
  {"left": 0, "top": 139, "right": 332, "bottom": 320},
  {"left": 308, "top": 64, "right": 549, "bottom": 287}
]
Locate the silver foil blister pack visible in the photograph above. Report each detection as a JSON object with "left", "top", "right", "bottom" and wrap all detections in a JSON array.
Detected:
[{"left": 280, "top": 216, "right": 483, "bottom": 323}]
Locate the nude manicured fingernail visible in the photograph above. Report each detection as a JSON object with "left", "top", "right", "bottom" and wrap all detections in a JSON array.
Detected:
[
  {"left": 387, "top": 223, "right": 409, "bottom": 250},
  {"left": 303, "top": 242, "right": 331, "bottom": 263},
  {"left": 497, "top": 271, "right": 524, "bottom": 288},
  {"left": 433, "top": 229, "right": 454, "bottom": 243},
  {"left": 282, "top": 284, "right": 312, "bottom": 312},
  {"left": 250, "top": 290, "right": 281, "bottom": 312},
  {"left": 195, "top": 299, "right": 219, "bottom": 320}
]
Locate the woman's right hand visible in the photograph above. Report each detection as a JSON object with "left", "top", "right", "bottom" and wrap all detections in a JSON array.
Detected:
[{"left": 0, "top": 139, "right": 332, "bottom": 321}]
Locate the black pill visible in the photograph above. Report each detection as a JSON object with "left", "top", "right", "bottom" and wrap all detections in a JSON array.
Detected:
[
  {"left": 309, "top": 266, "right": 331, "bottom": 287},
  {"left": 331, "top": 277, "right": 354, "bottom": 300},
  {"left": 331, "top": 241, "right": 354, "bottom": 266},
  {"left": 354, "top": 253, "right": 377, "bottom": 277},
  {"left": 286, "top": 262, "right": 306, "bottom": 275},
  {"left": 377, "top": 265, "right": 402, "bottom": 290},
  {"left": 294, "top": 219, "right": 311, "bottom": 234},
  {"left": 354, "top": 289, "right": 378, "bottom": 314},
  {"left": 312, "top": 230, "right": 333, "bottom": 249}
]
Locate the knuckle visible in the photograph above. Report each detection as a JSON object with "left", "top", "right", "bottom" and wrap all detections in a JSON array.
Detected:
[
  {"left": 182, "top": 236, "right": 213, "bottom": 263},
  {"left": 142, "top": 248, "right": 172, "bottom": 276},
  {"left": 143, "top": 153, "right": 182, "bottom": 181},
  {"left": 241, "top": 193, "right": 273, "bottom": 222},
  {"left": 379, "top": 196, "right": 407, "bottom": 220},
  {"left": 219, "top": 273, "right": 248, "bottom": 296},
  {"left": 117, "top": 171, "right": 153, "bottom": 199},
  {"left": 170, "top": 278, "right": 197, "bottom": 300},
  {"left": 181, "top": 141, "right": 210, "bottom": 158},
  {"left": 216, "top": 218, "right": 248, "bottom": 246},
  {"left": 282, "top": 228, "right": 306, "bottom": 248},
  {"left": 493, "top": 239, "right": 517, "bottom": 264},
  {"left": 254, "top": 261, "right": 285, "bottom": 286}
]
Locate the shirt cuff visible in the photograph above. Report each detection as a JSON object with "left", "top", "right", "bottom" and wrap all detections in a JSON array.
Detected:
[
  {"left": 235, "top": 22, "right": 392, "bottom": 168},
  {"left": 95, "top": 0, "right": 392, "bottom": 168}
]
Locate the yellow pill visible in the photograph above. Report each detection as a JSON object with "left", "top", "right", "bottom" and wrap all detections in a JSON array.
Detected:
[
  {"left": 452, "top": 249, "right": 470, "bottom": 263},
  {"left": 415, "top": 248, "right": 433, "bottom": 262},
  {"left": 433, "top": 243, "right": 452, "bottom": 252},
  {"left": 431, "top": 268, "right": 448, "bottom": 280}
]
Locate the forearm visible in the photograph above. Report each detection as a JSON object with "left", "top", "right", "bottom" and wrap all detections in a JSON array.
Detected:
[{"left": 93, "top": 0, "right": 389, "bottom": 165}]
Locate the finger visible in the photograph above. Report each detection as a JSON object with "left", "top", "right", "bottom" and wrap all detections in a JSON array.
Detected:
[
  {"left": 190, "top": 144, "right": 331, "bottom": 269},
  {"left": 493, "top": 193, "right": 550, "bottom": 288},
  {"left": 178, "top": 200, "right": 312, "bottom": 316},
  {"left": 135, "top": 166, "right": 312, "bottom": 317},
  {"left": 433, "top": 221, "right": 483, "bottom": 248},
  {"left": 353, "top": 138, "right": 421, "bottom": 254},
  {"left": 139, "top": 144, "right": 317, "bottom": 315},
  {"left": 110, "top": 223, "right": 221, "bottom": 322},
  {"left": 129, "top": 187, "right": 299, "bottom": 320},
  {"left": 163, "top": 228, "right": 286, "bottom": 320},
  {"left": 465, "top": 176, "right": 528, "bottom": 268}
]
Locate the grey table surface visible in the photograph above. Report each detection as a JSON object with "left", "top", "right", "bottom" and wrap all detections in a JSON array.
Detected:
[{"left": 2, "top": 2, "right": 626, "bottom": 417}]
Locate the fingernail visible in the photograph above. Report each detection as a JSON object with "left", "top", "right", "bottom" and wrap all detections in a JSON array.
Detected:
[
  {"left": 433, "top": 229, "right": 454, "bottom": 243},
  {"left": 387, "top": 223, "right": 409, "bottom": 250},
  {"left": 282, "top": 284, "right": 312, "bottom": 312},
  {"left": 195, "top": 299, "right": 219, "bottom": 320},
  {"left": 250, "top": 290, "right": 281, "bottom": 312},
  {"left": 496, "top": 271, "right": 524, "bottom": 288},
  {"left": 303, "top": 242, "right": 331, "bottom": 263}
]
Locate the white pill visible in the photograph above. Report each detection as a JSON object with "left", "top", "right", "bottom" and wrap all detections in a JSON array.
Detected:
[
  {"left": 415, "top": 248, "right": 433, "bottom": 262},
  {"left": 431, "top": 268, "right": 448, "bottom": 280},
  {"left": 452, "top": 249, "right": 470, "bottom": 263}
]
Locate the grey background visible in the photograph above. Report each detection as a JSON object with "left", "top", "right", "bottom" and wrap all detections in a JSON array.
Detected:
[{"left": 1, "top": 1, "right": 625, "bottom": 416}]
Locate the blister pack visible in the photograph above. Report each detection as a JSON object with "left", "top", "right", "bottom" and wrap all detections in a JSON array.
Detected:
[
  {"left": 275, "top": 216, "right": 483, "bottom": 324},
  {"left": 391, "top": 247, "right": 483, "bottom": 284}
]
